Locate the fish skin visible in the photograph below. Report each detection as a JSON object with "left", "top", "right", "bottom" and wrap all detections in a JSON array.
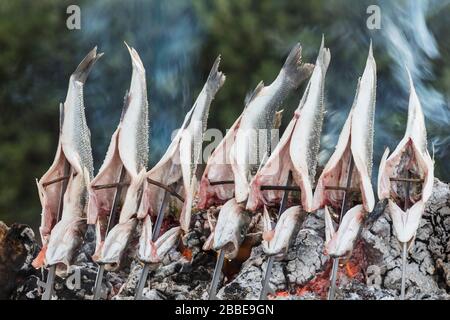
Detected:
[
  {"left": 324, "top": 205, "right": 364, "bottom": 257},
  {"left": 350, "top": 42, "right": 376, "bottom": 212},
  {"left": 262, "top": 206, "right": 303, "bottom": 257},
  {"left": 61, "top": 47, "right": 102, "bottom": 178},
  {"left": 212, "top": 198, "right": 251, "bottom": 260},
  {"left": 88, "top": 44, "right": 150, "bottom": 267},
  {"left": 137, "top": 57, "right": 225, "bottom": 229},
  {"left": 377, "top": 69, "right": 434, "bottom": 244},
  {"left": 179, "top": 56, "right": 226, "bottom": 232},
  {"left": 313, "top": 44, "right": 376, "bottom": 213},
  {"left": 230, "top": 43, "right": 314, "bottom": 204},
  {"left": 119, "top": 43, "right": 149, "bottom": 176},
  {"left": 247, "top": 38, "right": 330, "bottom": 212},
  {"left": 33, "top": 48, "right": 100, "bottom": 270}
]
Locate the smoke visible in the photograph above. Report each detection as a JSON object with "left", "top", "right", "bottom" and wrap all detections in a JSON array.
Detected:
[
  {"left": 380, "top": 0, "right": 448, "bottom": 130},
  {"left": 318, "top": 0, "right": 450, "bottom": 182},
  {"left": 77, "top": 0, "right": 203, "bottom": 169}
]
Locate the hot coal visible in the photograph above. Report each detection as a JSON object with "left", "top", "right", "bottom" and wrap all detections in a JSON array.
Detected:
[{"left": 3, "top": 179, "right": 450, "bottom": 300}]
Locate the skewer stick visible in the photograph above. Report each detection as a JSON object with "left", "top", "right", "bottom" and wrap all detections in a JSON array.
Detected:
[
  {"left": 208, "top": 249, "right": 225, "bottom": 300},
  {"left": 259, "top": 171, "right": 293, "bottom": 300},
  {"left": 41, "top": 265, "right": 56, "bottom": 300},
  {"left": 400, "top": 171, "right": 411, "bottom": 300},
  {"left": 91, "top": 182, "right": 129, "bottom": 190},
  {"left": 147, "top": 178, "right": 185, "bottom": 202},
  {"left": 390, "top": 177, "right": 423, "bottom": 183},
  {"left": 42, "top": 175, "right": 70, "bottom": 188},
  {"left": 93, "top": 165, "right": 127, "bottom": 300},
  {"left": 209, "top": 180, "right": 234, "bottom": 186},
  {"left": 42, "top": 158, "right": 71, "bottom": 300},
  {"left": 134, "top": 189, "right": 171, "bottom": 300},
  {"left": 260, "top": 185, "right": 299, "bottom": 192},
  {"left": 328, "top": 156, "right": 355, "bottom": 300}
]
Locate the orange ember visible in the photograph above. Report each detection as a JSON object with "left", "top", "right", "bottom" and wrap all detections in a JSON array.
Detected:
[
  {"left": 181, "top": 247, "right": 193, "bottom": 261},
  {"left": 268, "top": 290, "right": 290, "bottom": 299},
  {"left": 345, "top": 261, "right": 359, "bottom": 278}
]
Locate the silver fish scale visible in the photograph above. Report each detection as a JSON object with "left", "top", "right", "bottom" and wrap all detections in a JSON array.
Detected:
[
  {"left": 75, "top": 85, "right": 94, "bottom": 178},
  {"left": 306, "top": 81, "right": 325, "bottom": 184},
  {"left": 365, "top": 76, "right": 376, "bottom": 177},
  {"left": 135, "top": 92, "right": 149, "bottom": 171}
]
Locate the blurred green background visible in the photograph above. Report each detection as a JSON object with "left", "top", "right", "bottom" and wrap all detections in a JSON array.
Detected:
[{"left": 1, "top": 0, "right": 449, "bottom": 231}]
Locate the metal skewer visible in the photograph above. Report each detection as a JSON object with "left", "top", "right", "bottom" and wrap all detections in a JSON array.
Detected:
[
  {"left": 327, "top": 156, "right": 355, "bottom": 300},
  {"left": 400, "top": 171, "right": 411, "bottom": 300},
  {"left": 134, "top": 189, "right": 171, "bottom": 300},
  {"left": 259, "top": 171, "right": 293, "bottom": 300},
  {"left": 209, "top": 180, "right": 234, "bottom": 186},
  {"left": 42, "top": 158, "right": 71, "bottom": 300},
  {"left": 208, "top": 249, "right": 226, "bottom": 300},
  {"left": 93, "top": 165, "right": 127, "bottom": 300},
  {"left": 147, "top": 178, "right": 185, "bottom": 202}
]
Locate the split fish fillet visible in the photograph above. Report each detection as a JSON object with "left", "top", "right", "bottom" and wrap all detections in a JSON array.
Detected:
[
  {"left": 87, "top": 43, "right": 149, "bottom": 269},
  {"left": 377, "top": 69, "right": 434, "bottom": 245},
  {"left": 33, "top": 47, "right": 101, "bottom": 272},
  {"left": 137, "top": 57, "right": 225, "bottom": 263},
  {"left": 313, "top": 44, "right": 376, "bottom": 257}
]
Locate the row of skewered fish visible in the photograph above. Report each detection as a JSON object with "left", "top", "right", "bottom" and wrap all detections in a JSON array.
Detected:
[{"left": 31, "top": 37, "right": 434, "bottom": 300}]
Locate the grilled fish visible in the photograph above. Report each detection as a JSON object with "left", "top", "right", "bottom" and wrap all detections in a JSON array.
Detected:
[
  {"left": 313, "top": 44, "right": 376, "bottom": 257},
  {"left": 137, "top": 57, "right": 225, "bottom": 263},
  {"left": 197, "top": 110, "right": 283, "bottom": 209},
  {"left": 377, "top": 70, "right": 434, "bottom": 245},
  {"left": 32, "top": 47, "right": 101, "bottom": 273},
  {"left": 88, "top": 43, "right": 149, "bottom": 269},
  {"left": 247, "top": 38, "right": 330, "bottom": 212},
  {"left": 230, "top": 43, "right": 314, "bottom": 204}
]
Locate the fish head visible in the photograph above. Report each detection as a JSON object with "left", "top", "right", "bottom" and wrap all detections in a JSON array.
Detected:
[
  {"left": 324, "top": 205, "right": 364, "bottom": 258},
  {"left": 388, "top": 199, "right": 425, "bottom": 244},
  {"left": 45, "top": 217, "right": 86, "bottom": 274},
  {"left": 262, "top": 206, "right": 302, "bottom": 257},
  {"left": 377, "top": 71, "right": 434, "bottom": 246},
  {"left": 212, "top": 199, "right": 250, "bottom": 259},
  {"left": 97, "top": 218, "right": 138, "bottom": 270},
  {"left": 138, "top": 215, "right": 181, "bottom": 263}
]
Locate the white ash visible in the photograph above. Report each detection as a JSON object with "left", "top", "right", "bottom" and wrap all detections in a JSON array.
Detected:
[{"left": 8, "top": 180, "right": 450, "bottom": 300}]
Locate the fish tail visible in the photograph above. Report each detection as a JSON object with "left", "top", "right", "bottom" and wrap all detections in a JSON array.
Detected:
[
  {"left": 124, "top": 42, "right": 145, "bottom": 74},
  {"left": 72, "top": 46, "right": 104, "bottom": 83},
  {"left": 282, "top": 43, "right": 314, "bottom": 88},
  {"left": 206, "top": 55, "right": 226, "bottom": 95},
  {"left": 317, "top": 35, "right": 331, "bottom": 71}
]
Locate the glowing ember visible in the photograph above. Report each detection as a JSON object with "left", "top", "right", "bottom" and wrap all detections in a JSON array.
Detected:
[
  {"left": 269, "top": 290, "right": 290, "bottom": 299},
  {"left": 181, "top": 247, "right": 193, "bottom": 261},
  {"left": 345, "top": 261, "right": 359, "bottom": 278}
]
